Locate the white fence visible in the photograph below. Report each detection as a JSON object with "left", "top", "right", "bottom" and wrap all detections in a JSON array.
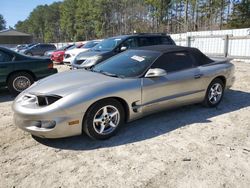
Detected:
[
  {"left": 170, "top": 28, "right": 250, "bottom": 59},
  {"left": 1, "top": 28, "right": 250, "bottom": 59}
]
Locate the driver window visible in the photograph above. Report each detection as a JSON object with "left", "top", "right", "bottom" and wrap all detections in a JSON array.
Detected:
[
  {"left": 33, "top": 45, "right": 40, "bottom": 49},
  {"left": 121, "top": 38, "right": 137, "bottom": 49},
  {"left": 151, "top": 52, "right": 195, "bottom": 73}
]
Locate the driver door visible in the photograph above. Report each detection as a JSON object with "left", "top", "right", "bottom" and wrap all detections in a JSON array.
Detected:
[
  {"left": 142, "top": 51, "right": 205, "bottom": 114},
  {"left": 0, "top": 50, "right": 13, "bottom": 84}
]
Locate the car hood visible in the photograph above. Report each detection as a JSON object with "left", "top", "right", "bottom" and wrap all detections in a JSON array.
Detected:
[
  {"left": 65, "top": 48, "right": 89, "bottom": 54},
  {"left": 26, "top": 70, "right": 123, "bottom": 97},
  {"left": 76, "top": 50, "right": 109, "bottom": 60}
]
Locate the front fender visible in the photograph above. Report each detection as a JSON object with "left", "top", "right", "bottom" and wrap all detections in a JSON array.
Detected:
[{"left": 57, "top": 79, "right": 142, "bottom": 120}]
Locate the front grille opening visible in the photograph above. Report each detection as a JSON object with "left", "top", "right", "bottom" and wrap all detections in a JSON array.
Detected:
[{"left": 32, "top": 120, "right": 56, "bottom": 129}]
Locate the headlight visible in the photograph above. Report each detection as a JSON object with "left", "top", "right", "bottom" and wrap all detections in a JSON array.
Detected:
[
  {"left": 37, "top": 95, "right": 62, "bottom": 106},
  {"left": 17, "top": 94, "right": 62, "bottom": 106},
  {"left": 54, "top": 53, "right": 61, "bottom": 57},
  {"left": 81, "top": 56, "right": 102, "bottom": 67}
]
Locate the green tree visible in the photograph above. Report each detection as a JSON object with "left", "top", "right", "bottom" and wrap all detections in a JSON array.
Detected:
[
  {"left": 13, "top": 0, "right": 249, "bottom": 42},
  {"left": 44, "top": 2, "right": 62, "bottom": 42},
  {"left": 60, "top": 0, "right": 77, "bottom": 41},
  {"left": 228, "top": 0, "right": 250, "bottom": 28},
  {"left": 145, "top": 0, "right": 172, "bottom": 32},
  {"left": 0, "top": 14, "right": 6, "bottom": 30}
]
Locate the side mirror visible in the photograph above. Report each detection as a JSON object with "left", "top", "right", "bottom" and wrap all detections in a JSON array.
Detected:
[
  {"left": 145, "top": 68, "right": 167, "bottom": 78},
  {"left": 120, "top": 46, "right": 127, "bottom": 52}
]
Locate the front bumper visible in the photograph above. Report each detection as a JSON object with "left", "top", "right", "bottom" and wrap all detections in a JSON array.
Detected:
[
  {"left": 63, "top": 55, "right": 75, "bottom": 65},
  {"left": 14, "top": 114, "right": 82, "bottom": 138},
  {"left": 13, "top": 98, "right": 83, "bottom": 138}
]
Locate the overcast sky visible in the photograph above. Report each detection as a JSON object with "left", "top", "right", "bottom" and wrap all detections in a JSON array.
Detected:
[{"left": 0, "top": 0, "right": 63, "bottom": 28}]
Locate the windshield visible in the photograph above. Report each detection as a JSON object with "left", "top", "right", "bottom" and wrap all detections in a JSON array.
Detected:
[
  {"left": 58, "top": 44, "right": 72, "bottom": 51},
  {"left": 66, "top": 45, "right": 77, "bottom": 50},
  {"left": 83, "top": 41, "right": 99, "bottom": 49},
  {"left": 92, "top": 50, "right": 161, "bottom": 78},
  {"left": 92, "top": 38, "right": 122, "bottom": 51}
]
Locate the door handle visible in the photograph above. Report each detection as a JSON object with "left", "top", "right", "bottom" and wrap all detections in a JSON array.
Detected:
[{"left": 194, "top": 74, "right": 203, "bottom": 79}]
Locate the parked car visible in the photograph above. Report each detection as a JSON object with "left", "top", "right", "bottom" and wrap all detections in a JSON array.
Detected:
[
  {"left": 71, "top": 33, "right": 176, "bottom": 69},
  {"left": 13, "top": 45, "right": 235, "bottom": 139},
  {"left": 15, "top": 43, "right": 37, "bottom": 52},
  {"left": 0, "top": 47, "right": 57, "bottom": 94},
  {"left": 63, "top": 40, "right": 101, "bottom": 65},
  {"left": 44, "top": 44, "right": 74, "bottom": 59},
  {"left": 20, "top": 43, "right": 56, "bottom": 56}
]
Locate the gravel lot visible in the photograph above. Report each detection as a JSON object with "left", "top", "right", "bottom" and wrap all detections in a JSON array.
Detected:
[{"left": 0, "top": 62, "right": 250, "bottom": 188}]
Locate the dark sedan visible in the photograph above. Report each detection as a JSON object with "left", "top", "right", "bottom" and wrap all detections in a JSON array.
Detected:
[
  {"left": 0, "top": 47, "right": 57, "bottom": 94},
  {"left": 20, "top": 43, "right": 56, "bottom": 56}
]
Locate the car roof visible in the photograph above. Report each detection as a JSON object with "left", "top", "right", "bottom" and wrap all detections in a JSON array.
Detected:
[
  {"left": 135, "top": 45, "right": 200, "bottom": 54},
  {"left": 107, "top": 33, "right": 171, "bottom": 40}
]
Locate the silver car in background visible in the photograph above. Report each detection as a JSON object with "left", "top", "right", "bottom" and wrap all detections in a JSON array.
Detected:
[{"left": 12, "top": 45, "right": 235, "bottom": 140}]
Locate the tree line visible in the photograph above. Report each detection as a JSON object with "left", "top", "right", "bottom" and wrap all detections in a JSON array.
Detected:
[{"left": 10, "top": 0, "right": 250, "bottom": 43}]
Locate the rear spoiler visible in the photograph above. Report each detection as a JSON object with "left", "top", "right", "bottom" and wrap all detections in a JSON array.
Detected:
[{"left": 208, "top": 56, "right": 233, "bottom": 62}]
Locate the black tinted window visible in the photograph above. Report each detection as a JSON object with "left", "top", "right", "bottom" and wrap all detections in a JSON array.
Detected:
[
  {"left": 152, "top": 52, "right": 195, "bottom": 72},
  {"left": 138, "top": 37, "right": 161, "bottom": 46},
  {"left": 33, "top": 45, "right": 40, "bottom": 49},
  {"left": 0, "top": 51, "right": 12, "bottom": 62},
  {"left": 194, "top": 50, "right": 214, "bottom": 65},
  {"left": 160, "top": 37, "right": 174, "bottom": 45},
  {"left": 121, "top": 38, "right": 138, "bottom": 49},
  {"left": 45, "top": 44, "right": 51, "bottom": 48}
]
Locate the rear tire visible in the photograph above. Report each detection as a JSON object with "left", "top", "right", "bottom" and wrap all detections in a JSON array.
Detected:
[
  {"left": 203, "top": 78, "right": 224, "bottom": 107},
  {"left": 83, "top": 99, "right": 125, "bottom": 140},
  {"left": 7, "top": 72, "right": 34, "bottom": 95}
]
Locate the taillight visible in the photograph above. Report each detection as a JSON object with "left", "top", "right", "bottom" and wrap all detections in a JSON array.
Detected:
[{"left": 48, "top": 62, "right": 53, "bottom": 69}]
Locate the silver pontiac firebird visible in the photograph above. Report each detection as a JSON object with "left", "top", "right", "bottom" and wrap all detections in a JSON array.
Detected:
[{"left": 13, "top": 45, "right": 235, "bottom": 140}]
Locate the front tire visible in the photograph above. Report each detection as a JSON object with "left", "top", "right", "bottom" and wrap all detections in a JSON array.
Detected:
[
  {"left": 7, "top": 72, "right": 34, "bottom": 95},
  {"left": 203, "top": 78, "right": 224, "bottom": 107},
  {"left": 83, "top": 99, "right": 125, "bottom": 140}
]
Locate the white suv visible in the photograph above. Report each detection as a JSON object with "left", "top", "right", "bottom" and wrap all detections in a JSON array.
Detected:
[{"left": 63, "top": 40, "right": 101, "bottom": 65}]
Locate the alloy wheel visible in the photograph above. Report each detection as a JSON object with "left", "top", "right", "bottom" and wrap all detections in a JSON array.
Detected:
[
  {"left": 93, "top": 105, "right": 120, "bottom": 135},
  {"left": 13, "top": 76, "right": 31, "bottom": 92},
  {"left": 208, "top": 83, "right": 223, "bottom": 104}
]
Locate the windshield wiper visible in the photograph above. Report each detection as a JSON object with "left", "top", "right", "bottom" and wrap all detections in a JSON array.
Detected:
[
  {"left": 99, "top": 70, "right": 124, "bottom": 78},
  {"left": 90, "top": 69, "right": 124, "bottom": 78},
  {"left": 93, "top": 49, "right": 101, "bottom": 52}
]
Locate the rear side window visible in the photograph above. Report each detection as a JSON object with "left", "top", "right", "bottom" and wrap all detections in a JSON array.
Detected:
[
  {"left": 41, "top": 44, "right": 48, "bottom": 48},
  {"left": 33, "top": 45, "right": 41, "bottom": 49},
  {"left": 152, "top": 51, "right": 195, "bottom": 73},
  {"left": 0, "top": 51, "right": 12, "bottom": 62},
  {"left": 160, "top": 37, "right": 174, "bottom": 45},
  {"left": 40, "top": 44, "right": 54, "bottom": 49},
  {"left": 138, "top": 37, "right": 160, "bottom": 46},
  {"left": 194, "top": 49, "right": 214, "bottom": 65}
]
